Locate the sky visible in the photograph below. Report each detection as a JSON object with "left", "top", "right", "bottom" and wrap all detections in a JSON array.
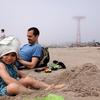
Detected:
[{"left": 0, "top": 0, "right": 100, "bottom": 45}]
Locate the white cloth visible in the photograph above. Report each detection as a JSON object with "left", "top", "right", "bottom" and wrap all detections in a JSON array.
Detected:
[
  {"left": 0, "top": 36, "right": 14, "bottom": 45},
  {"left": 0, "top": 36, "right": 20, "bottom": 57}
]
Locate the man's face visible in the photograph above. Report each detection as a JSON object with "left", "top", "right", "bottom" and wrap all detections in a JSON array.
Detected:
[{"left": 27, "top": 30, "right": 38, "bottom": 44}]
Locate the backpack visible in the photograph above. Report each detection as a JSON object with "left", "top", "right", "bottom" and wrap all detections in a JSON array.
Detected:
[{"left": 38, "top": 47, "right": 50, "bottom": 67}]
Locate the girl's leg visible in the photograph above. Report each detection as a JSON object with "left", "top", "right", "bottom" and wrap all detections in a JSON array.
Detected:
[
  {"left": 7, "top": 83, "right": 32, "bottom": 95},
  {"left": 19, "top": 76, "right": 51, "bottom": 89},
  {"left": 19, "top": 76, "right": 65, "bottom": 90}
]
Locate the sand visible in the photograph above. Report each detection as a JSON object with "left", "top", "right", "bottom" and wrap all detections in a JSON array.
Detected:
[{"left": 1, "top": 47, "right": 100, "bottom": 100}]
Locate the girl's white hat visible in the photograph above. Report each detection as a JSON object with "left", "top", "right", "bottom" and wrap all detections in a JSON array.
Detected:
[{"left": 0, "top": 36, "right": 20, "bottom": 57}]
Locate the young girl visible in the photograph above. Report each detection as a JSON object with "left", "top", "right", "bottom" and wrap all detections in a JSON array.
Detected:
[{"left": 0, "top": 36, "right": 64, "bottom": 96}]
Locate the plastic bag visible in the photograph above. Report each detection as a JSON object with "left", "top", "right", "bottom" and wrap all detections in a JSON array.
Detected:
[{"left": 33, "top": 94, "right": 64, "bottom": 100}]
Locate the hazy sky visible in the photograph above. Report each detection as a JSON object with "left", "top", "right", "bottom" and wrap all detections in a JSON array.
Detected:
[{"left": 0, "top": 0, "right": 100, "bottom": 45}]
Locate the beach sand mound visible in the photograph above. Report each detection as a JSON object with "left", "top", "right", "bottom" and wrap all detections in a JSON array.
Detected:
[
  {"left": 57, "top": 63, "right": 100, "bottom": 97},
  {"left": 1, "top": 63, "right": 100, "bottom": 100}
]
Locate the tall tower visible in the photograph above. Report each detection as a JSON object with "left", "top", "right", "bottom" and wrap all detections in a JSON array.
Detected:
[{"left": 73, "top": 16, "right": 85, "bottom": 46}]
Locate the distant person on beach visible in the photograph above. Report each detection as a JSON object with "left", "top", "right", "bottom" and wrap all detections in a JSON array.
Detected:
[
  {"left": 0, "top": 29, "right": 6, "bottom": 40},
  {"left": 0, "top": 36, "right": 64, "bottom": 96},
  {"left": 16, "top": 27, "right": 43, "bottom": 69}
]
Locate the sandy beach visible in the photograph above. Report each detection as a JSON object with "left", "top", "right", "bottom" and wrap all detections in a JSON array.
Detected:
[{"left": 1, "top": 47, "right": 100, "bottom": 100}]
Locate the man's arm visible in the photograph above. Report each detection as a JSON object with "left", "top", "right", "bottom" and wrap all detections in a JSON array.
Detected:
[{"left": 18, "top": 57, "right": 39, "bottom": 69}]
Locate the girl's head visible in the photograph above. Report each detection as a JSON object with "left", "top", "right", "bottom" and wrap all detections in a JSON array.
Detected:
[
  {"left": 0, "top": 36, "right": 20, "bottom": 64},
  {"left": 0, "top": 52, "right": 17, "bottom": 64}
]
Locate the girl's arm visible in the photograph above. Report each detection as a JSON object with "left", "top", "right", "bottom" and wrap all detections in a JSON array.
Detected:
[{"left": 0, "top": 63, "right": 21, "bottom": 85}]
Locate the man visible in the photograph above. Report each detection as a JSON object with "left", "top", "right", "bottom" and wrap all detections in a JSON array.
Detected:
[{"left": 16, "top": 27, "right": 42, "bottom": 69}]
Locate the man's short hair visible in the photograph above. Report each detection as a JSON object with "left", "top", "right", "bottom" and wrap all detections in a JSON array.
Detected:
[{"left": 28, "top": 27, "right": 40, "bottom": 36}]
